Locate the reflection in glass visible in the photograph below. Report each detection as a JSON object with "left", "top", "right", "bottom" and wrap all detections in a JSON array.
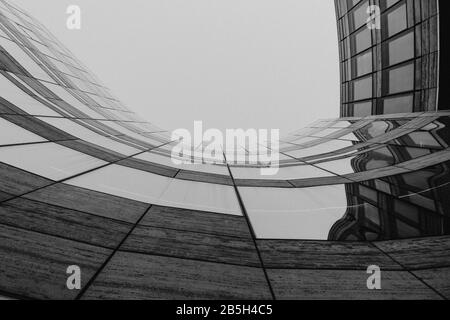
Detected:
[{"left": 329, "top": 160, "right": 450, "bottom": 240}]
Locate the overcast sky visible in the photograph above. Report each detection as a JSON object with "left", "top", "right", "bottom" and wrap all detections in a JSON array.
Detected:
[{"left": 14, "top": 0, "right": 340, "bottom": 136}]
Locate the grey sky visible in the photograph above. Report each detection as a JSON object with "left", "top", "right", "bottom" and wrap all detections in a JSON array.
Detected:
[{"left": 14, "top": 0, "right": 340, "bottom": 136}]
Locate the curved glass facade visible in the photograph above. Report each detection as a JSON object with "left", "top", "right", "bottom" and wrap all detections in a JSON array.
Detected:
[
  {"left": 336, "top": 0, "right": 440, "bottom": 116},
  {"left": 0, "top": 0, "right": 449, "bottom": 299}
]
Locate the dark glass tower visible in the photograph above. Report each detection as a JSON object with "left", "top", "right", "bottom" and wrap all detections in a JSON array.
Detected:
[
  {"left": 332, "top": 0, "right": 450, "bottom": 242},
  {"left": 0, "top": 0, "right": 449, "bottom": 299},
  {"left": 335, "top": 0, "right": 441, "bottom": 116}
]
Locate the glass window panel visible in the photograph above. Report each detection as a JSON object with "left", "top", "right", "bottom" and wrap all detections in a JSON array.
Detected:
[
  {"left": 401, "top": 170, "right": 434, "bottom": 190},
  {"left": 354, "top": 27, "right": 371, "bottom": 54},
  {"left": 158, "top": 179, "right": 241, "bottom": 216},
  {"left": 0, "top": 38, "right": 55, "bottom": 82},
  {"left": 67, "top": 164, "right": 172, "bottom": 203},
  {"left": 353, "top": 75, "right": 372, "bottom": 100},
  {"left": 394, "top": 200, "right": 420, "bottom": 222},
  {"left": 66, "top": 75, "right": 96, "bottom": 94},
  {"left": 314, "top": 158, "right": 356, "bottom": 175},
  {"left": 312, "top": 128, "right": 342, "bottom": 138},
  {"left": 421, "top": 123, "right": 439, "bottom": 131},
  {"left": 386, "top": 0, "right": 401, "bottom": 8},
  {"left": 97, "top": 120, "right": 163, "bottom": 146},
  {"left": 0, "top": 73, "right": 61, "bottom": 116},
  {"left": 183, "top": 163, "right": 229, "bottom": 175},
  {"left": 287, "top": 136, "right": 320, "bottom": 145},
  {"left": 383, "top": 95, "right": 413, "bottom": 114},
  {"left": 0, "top": 142, "right": 106, "bottom": 180},
  {"left": 364, "top": 147, "right": 396, "bottom": 170},
  {"left": 359, "top": 185, "right": 378, "bottom": 202},
  {"left": 230, "top": 163, "right": 332, "bottom": 180},
  {"left": 405, "top": 193, "right": 436, "bottom": 212},
  {"left": 47, "top": 58, "right": 81, "bottom": 78},
  {"left": 355, "top": 50, "right": 372, "bottom": 77},
  {"left": 403, "top": 146, "right": 431, "bottom": 158},
  {"left": 406, "top": 132, "right": 442, "bottom": 149},
  {"left": 239, "top": 185, "right": 347, "bottom": 239},
  {"left": 364, "top": 203, "right": 380, "bottom": 226},
  {"left": 353, "top": 101, "right": 372, "bottom": 117},
  {"left": 40, "top": 82, "right": 106, "bottom": 119},
  {"left": 270, "top": 152, "right": 293, "bottom": 161},
  {"left": 329, "top": 121, "right": 353, "bottom": 128},
  {"left": 285, "top": 139, "right": 354, "bottom": 159},
  {"left": 104, "top": 108, "right": 135, "bottom": 122},
  {"left": 388, "top": 31, "right": 414, "bottom": 66},
  {"left": 7, "top": 72, "right": 50, "bottom": 97},
  {"left": 135, "top": 150, "right": 184, "bottom": 168},
  {"left": 314, "top": 146, "right": 398, "bottom": 174},
  {"left": 37, "top": 117, "right": 141, "bottom": 156},
  {"left": 340, "top": 132, "right": 360, "bottom": 141},
  {"left": 337, "top": 0, "right": 348, "bottom": 16},
  {"left": 387, "top": 4, "right": 407, "bottom": 37},
  {"left": 0, "top": 117, "right": 46, "bottom": 145},
  {"left": 375, "top": 179, "right": 391, "bottom": 194},
  {"left": 354, "top": 121, "right": 391, "bottom": 139},
  {"left": 388, "top": 63, "right": 414, "bottom": 94},
  {"left": 29, "top": 40, "right": 55, "bottom": 59},
  {"left": 352, "top": 0, "right": 370, "bottom": 30}
]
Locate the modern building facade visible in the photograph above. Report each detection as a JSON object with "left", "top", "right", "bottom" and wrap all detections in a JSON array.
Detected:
[
  {"left": 0, "top": 0, "right": 449, "bottom": 300},
  {"left": 336, "top": 0, "right": 443, "bottom": 116},
  {"left": 333, "top": 0, "right": 450, "bottom": 243}
]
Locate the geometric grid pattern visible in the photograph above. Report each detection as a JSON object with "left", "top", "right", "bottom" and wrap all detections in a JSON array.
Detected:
[
  {"left": 1, "top": 0, "right": 449, "bottom": 299},
  {"left": 336, "top": 0, "right": 440, "bottom": 116}
]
